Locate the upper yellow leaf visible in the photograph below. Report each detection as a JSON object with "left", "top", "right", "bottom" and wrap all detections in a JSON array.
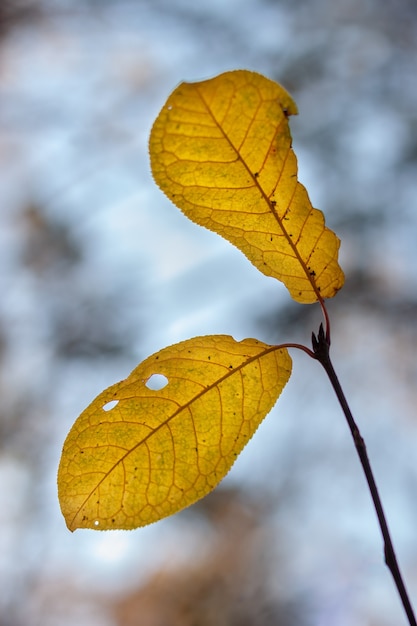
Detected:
[
  {"left": 58, "top": 335, "right": 292, "bottom": 531},
  {"left": 150, "top": 69, "right": 344, "bottom": 303}
]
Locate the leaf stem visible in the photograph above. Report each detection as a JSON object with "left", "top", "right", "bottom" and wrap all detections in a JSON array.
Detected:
[
  {"left": 311, "top": 323, "right": 417, "bottom": 626},
  {"left": 278, "top": 342, "right": 316, "bottom": 359},
  {"left": 318, "top": 293, "right": 331, "bottom": 345}
]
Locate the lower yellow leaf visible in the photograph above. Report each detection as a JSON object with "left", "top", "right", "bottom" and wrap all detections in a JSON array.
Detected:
[{"left": 58, "top": 335, "right": 292, "bottom": 530}]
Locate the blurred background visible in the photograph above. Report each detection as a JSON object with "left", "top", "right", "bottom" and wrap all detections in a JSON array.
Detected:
[{"left": 1, "top": 0, "right": 417, "bottom": 624}]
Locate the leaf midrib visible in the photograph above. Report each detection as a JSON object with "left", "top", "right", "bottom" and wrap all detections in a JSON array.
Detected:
[{"left": 195, "top": 84, "right": 321, "bottom": 301}]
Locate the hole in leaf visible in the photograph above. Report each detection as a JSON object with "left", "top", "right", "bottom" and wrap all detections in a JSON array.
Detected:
[
  {"left": 145, "top": 373, "right": 168, "bottom": 390},
  {"left": 103, "top": 400, "right": 119, "bottom": 412},
  {"left": 94, "top": 520, "right": 99, "bottom": 526}
]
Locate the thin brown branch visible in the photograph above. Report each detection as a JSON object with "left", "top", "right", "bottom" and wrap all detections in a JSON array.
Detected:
[{"left": 311, "top": 323, "right": 416, "bottom": 626}]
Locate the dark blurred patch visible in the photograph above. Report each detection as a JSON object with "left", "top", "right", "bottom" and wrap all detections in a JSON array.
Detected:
[
  {"left": 21, "top": 204, "right": 82, "bottom": 274},
  {"left": 51, "top": 286, "right": 136, "bottom": 359},
  {"left": 112, "top": 487, "right": 305, "bottom": 626},
  {"left": 0, "top": 0, "right": 44, "bottom": 41},
  {"left": 19, "top": 203, "right": 140, "bottom": 359}
]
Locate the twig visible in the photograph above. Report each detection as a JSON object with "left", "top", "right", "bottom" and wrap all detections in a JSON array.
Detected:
[{"left": 311, "top": 322, "right": 416, "bottom": 626}]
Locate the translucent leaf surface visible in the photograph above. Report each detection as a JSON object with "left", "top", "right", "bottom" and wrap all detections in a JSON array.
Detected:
[
  {"left": 58, "top": 335, "right": 292, "bottom": 531},
  {"left": 150, "top": 69, "right": 344, "bottom": 303}
]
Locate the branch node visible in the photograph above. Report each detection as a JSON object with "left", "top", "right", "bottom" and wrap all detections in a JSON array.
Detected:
[{"left": 311, "top": 322, "right": 329, "bottom": 361}]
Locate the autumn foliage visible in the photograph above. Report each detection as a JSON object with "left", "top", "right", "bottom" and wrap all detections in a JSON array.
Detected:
[
  {"left": 58, "top": 70, "right": 344, "bottom": 531},
  {"left": 150, "top": 70, "right": 344, "bottom": 303}
]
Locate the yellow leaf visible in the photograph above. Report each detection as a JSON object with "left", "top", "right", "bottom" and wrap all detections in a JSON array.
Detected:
[
  {"left": 150, "top": 69, "right": 344, "bottom": 303},
  {"left": 58, "top": 335, "right": 292, "bottom": 530}
]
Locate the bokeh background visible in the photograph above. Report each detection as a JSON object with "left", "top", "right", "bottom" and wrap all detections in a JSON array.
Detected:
[{"left": 1, "top": 1, "right": 417, "bottom": 624}]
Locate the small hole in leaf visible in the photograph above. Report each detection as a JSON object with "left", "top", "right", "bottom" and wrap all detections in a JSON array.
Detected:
[
  {"left": 145, "top": 373, "right": 168, "bottom": 390},
  {"left": 103, "top": 400, "right": 119, "bottom": 412},
  {"left": 94, "top": 520, "right": 99, "bottom": 526}
]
